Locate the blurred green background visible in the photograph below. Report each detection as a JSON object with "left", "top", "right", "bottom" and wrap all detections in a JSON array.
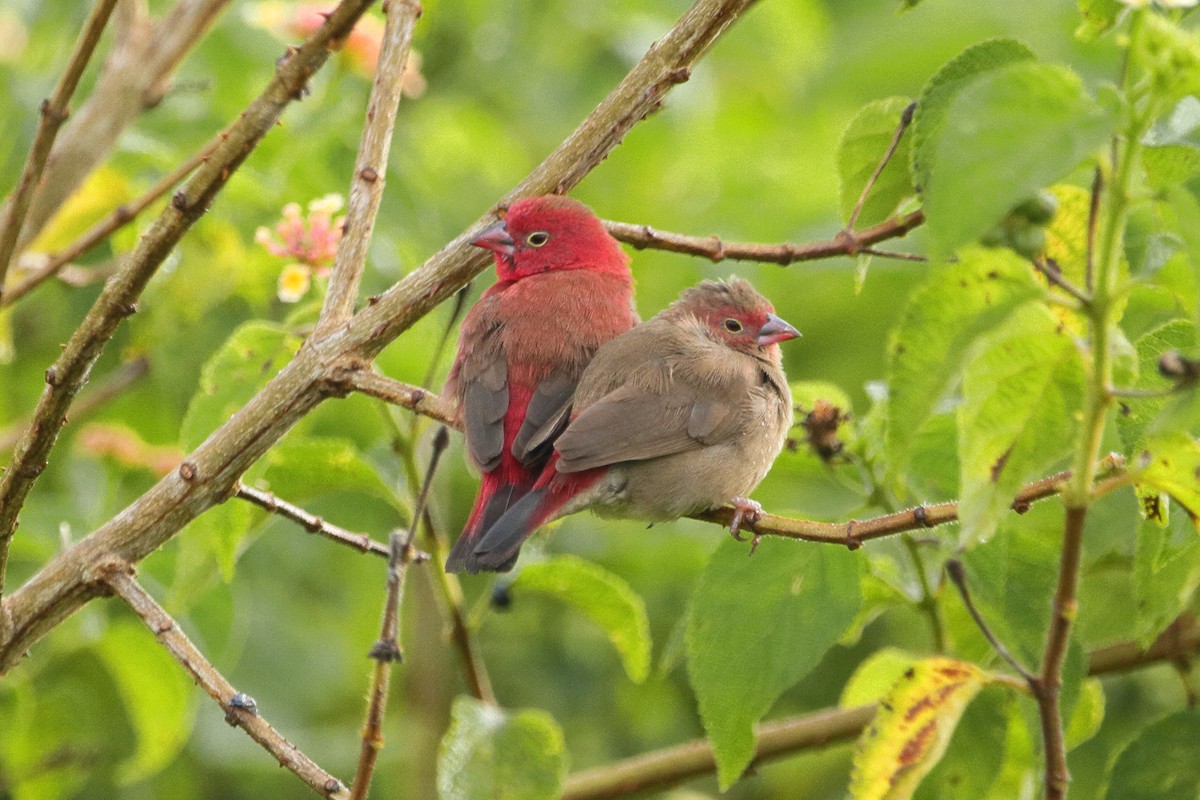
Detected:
[{"left": 1, "top": 1, "right": 1178, "bottom": 799}]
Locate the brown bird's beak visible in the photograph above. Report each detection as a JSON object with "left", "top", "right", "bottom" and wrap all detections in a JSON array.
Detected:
[
  {"left": 472, "top": 222, "right": 516, "bottom": 256},
  {"left": 757, "top": 314, "right": 801, "bottom": 346}
]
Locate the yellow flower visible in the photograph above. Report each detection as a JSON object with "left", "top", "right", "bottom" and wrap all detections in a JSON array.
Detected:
[{"left": 277, "top": 263, "right": 312, "bottom": 303}]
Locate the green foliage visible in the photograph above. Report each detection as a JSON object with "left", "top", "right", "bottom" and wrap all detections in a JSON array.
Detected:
[
  {"left": 837, "top": 97, "right": 916, "bottom": 228},
  {"left": 1105, "top": 710, "right": 1200, "bottom": 800},
  {"left": 511, "top": 556, "right": 652, "bottom": 683},
  {"left": 686, "top": 538, "right": 862, "bottom": 787},
  {"left": 437, "top": 697, "right": 567, "bottom": 800}
]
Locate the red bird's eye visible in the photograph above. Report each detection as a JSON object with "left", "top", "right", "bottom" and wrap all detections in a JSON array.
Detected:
[
  {"left": 723, "top": 318, "right": 743, "bottom": 333},
  {"left": 526, "top": 231, "right": 550, "bottom": 247}
]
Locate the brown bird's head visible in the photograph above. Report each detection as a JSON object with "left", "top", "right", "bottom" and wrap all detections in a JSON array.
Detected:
[
  {"left": 471, "top": 195, "right": 630, "bottom": 282},
  {"left": 671, "top": 277, "right": 800, "bottom": 361}
]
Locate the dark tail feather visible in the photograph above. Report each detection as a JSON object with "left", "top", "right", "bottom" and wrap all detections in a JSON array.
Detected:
[
  {"left": 446, "top": 482, "right": 525, "bottom": 573},
  {"left": 466, "top": 488, "right": 555, "bottom": 573}
]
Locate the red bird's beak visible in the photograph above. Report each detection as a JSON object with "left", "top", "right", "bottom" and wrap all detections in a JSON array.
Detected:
[
  {"left": 472, "top": 222, "right": 516, "bottom": 256},
  {"left": 757, "top": 314, "right": 801, "bottom": 346}
]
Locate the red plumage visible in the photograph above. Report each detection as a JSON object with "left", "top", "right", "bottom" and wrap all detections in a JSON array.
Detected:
[{"left": 444, "top": 195, "right": 637, "bottom": 573}]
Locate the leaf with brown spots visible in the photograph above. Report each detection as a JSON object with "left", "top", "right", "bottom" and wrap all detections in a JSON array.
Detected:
[{"left": 847, "top": 658, "right": 987, "bottom": 800}]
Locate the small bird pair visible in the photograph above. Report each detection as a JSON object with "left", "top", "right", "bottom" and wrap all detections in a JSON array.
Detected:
[{"left": 444, "top": 195, "right": 800, "bottom": 574}]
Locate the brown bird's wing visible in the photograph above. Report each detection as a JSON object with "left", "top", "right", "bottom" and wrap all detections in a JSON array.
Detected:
[
  {"left": 511, "top": 370, "right": 575, "bottom": 466},
  {"left": 461, "top": 356, "right": 507, "bottom": 472},
  {"left": 554, "top": 379, "right": 745, "bottom": 473}
]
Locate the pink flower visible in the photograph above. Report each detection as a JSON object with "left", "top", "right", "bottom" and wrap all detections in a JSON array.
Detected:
[{"left": 256, "top": 194, "right": 345, "bottom": 302}]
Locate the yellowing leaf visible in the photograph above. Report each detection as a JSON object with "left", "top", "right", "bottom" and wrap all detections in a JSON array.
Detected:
[
  {"left": 848, "top": 658, "right": 986, "bottom": 800},
  {"left": 28, "top": 166, "right": 133, "bottom": 254}
]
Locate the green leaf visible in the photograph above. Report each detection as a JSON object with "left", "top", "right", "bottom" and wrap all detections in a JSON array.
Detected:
[
  {"left": 513, "top": 556, "right": 652, "bottom": 683},
  {"left": 171, "top": 500, "right": 260, "bottom": 605},
  {"left": 96, "top": 620, "right": 195, "bottom": 783},
  {"left": 839, "top": 647, "right": 918, "bottom": 708},
  {"left": 686, "top": 538, "right": 862, "bottom": 788},
  {"left": 838, "top": 97, "right": 916, "bottom": 228},
  {"left": 910, "top": 39, "right": 1036, "bottom": 191},
  {"left": 1105, "top": 710, "right": 1200, "bottom": 800},
  {"left": 886, "top": 249, "right": 1041, "bottom": 474},
  {"left": 1166, "top": 185, "right": 1200, "bottom": 329},
  {"left": 923, "top": 62, "right": 1115, "bottom": 258},
  {"left": 1133, "top": 433, "right": 1200, "bottom": 519},
  {"left": 261, "top": 436, "right": 408, "bottom": 515},
  {"left": 957, "top": 306, "right": 1085, "bottom": 544},
  {"left": 1065, "top": 678, "right": 1106, "bottom": 750},
  {"left": 1075, "top": 0, "right": 1124, "bottom": 42},
  {"left": 437, "top": 697, "right": 566, "bottom": 800},
  {"left": 1117, "top": 320, "right": 1196, "bottom": 451},
  {"left": 1044, "top": 184, "right": 1094, "bottom": 293},
  {"left": 1134, "top": 513, "right": 1200, "bottom": 647},
  {"left": 913, "top": 689, "right": 1014, "bottom": 800},
  {"left": 1144, "top": 144, "right": 1200, "bottom": 192},
  {"left": 847, "top": 658, "right": 987, "bottom": 800},
  {"left": 180, "top": 322, "right": 302, "bottom": 451}
]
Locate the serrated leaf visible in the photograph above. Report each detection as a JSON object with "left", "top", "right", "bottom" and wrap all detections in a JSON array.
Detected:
[
  {"left": 1133, "top": 433, "right": 1200, "bottom": 520},
  {"left": 1134, "top": 513, "right": 1200, "bottom": 647},
  {"left": 180, "top": 322, "right": 302, "bottom": 451},
  {"left": 686, "top": 538, "right": 861, "bottom": 788},
  {"left": 437, "top": 697, "right": 566, "bottom": 800},
  {"left": 96, "top": 620, "right": 195, "bottom": 783},
  {"left": 1118, "top": 320, "right": 1196, "bottom": 450},
  {"left": 924, "top": 62, "right": 1115, "bottom": 258},
  {"left": 957, "top": 306, "right": 1085, "bottom": 544},
  {"left": 261, "top": 436, "right": 407, "bottom": 515},
  {"left": 838, "top": 97, "right": 916, "bottom": 228},
  {"left": 1144, "top": 144, "right": 1200, "bottom": 192},
  {"left": 910, "top": 39, "right": 1036, "bottom": 191},
  {"left": 1165, "top": 185, "right": 1200, "bottom": 329},
  {"left": 1105, "top": 710, "right": 1200, "bottom": 800},
  {"left": 1075, "top": 0, "right": 1124, "bottom": 42},
  {"left": 886, "top": 249, "right": 1041, "bottom": 473},
  {"left": 847, "top": 658, "right": 986, "bottom": 800},
  {"left": 513, "top": 556, "right": 652, "bottom": 683}
]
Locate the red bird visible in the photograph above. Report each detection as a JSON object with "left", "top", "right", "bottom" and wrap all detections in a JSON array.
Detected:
[
  {"left": 463, "top": 278, "right": 799, "bottom": 573},
  {"left": 444, "top": 195, "right": 637, "bottom": 573}
]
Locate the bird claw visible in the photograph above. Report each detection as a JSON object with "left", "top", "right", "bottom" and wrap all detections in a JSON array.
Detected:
[{"left": 727, "top": 497, "right": 763, "bottom": 543}]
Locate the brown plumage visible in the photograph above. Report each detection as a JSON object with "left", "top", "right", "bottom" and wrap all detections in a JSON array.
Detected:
[{"left": 465, "top": 277, "right": 798, "bottom": 571}]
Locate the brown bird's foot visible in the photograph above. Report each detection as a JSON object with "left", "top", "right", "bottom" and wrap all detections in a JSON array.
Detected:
[{"left": 727, "top": 497, "right": 763, "bottom": 543}]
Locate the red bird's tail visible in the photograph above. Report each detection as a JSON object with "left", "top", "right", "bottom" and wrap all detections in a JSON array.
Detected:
[
  {"left": 453, "top": 465, "right": 602, "bottom": 573},
  {"left": 446, "top": 472, "right": 533, "bottom": 573}
]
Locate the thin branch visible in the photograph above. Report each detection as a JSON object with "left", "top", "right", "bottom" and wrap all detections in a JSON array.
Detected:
[
  {"left": 0, "top": 0, "right": 379, "bottom": 601},
  {"left": 1085, "top": 167, "right": 1102, "bottom": 294},
  {"left": 1033, "top": 257, "right": 1092, "bottom": 307},
  {"left": 316, "top": 0, "right": 423, "bottom": 334},
  {"left": 562, "top": 615, "right": 1200, "bottom": 800},
  {"left": 0, "top": 0, "right": 120, "bottom": 298},
  {"left": 234, "top": 484, "right": 393, "bottom": 559},
  {"left": 344, "top": 369, "right": 457, "bottom": 427},
  {"left": 0, "top": 0, "right": 764, "bottom": 675},
  {"left": 845, "top": 101, "right": 914, "bottom": 231},
  {"left": 602, "top": 210, "right": 924, "bottom": 267},
  {"left": 2, "top": 140, "right": 218, "bottom": 308},
  {"left": 102, "top": 564, "right": 351, "bottom": 800},
  {"left": 0, "top": 357, "right": 150, "bottom": 453},
  {"left": 350, "top": 426, "right": 446, "bottom": 800},
  {"left": 945, "top": 559, "right": 1036, "bottom": 684}
]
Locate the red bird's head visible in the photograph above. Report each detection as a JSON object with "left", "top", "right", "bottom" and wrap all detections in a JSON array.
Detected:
[
  {"left": 471, "top": 195, "right": 630, "bottom": 282},
  {"left": 671, "top": 277, "right": 800, "bottom": 361}
]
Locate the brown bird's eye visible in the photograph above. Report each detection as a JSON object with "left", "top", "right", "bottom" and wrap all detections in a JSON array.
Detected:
[
  {"left": 723, "top": 318, "right": 743, "bottom": 333},
  {"left": 526, "top": 231, "right": 550, "bottom": 247}
]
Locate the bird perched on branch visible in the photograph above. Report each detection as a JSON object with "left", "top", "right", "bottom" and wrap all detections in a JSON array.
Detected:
[
  {"left": 444, "top": 195, "right": 638, "bottom": 573},
  {"left": 459, "top": 277, "right": 799, "bottom": 573}
]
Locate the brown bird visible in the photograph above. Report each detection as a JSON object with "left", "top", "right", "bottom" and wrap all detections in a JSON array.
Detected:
[
  {"left": 444, "top": 195, "right": 638, "bottom": 573},
  {"left": 463, "top": 277, "right": 799, "bottom": 572}
]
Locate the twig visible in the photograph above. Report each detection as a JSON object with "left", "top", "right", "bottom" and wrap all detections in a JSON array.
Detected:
[
  {"left": 945, "top": 559, "right": 1036, "bottom": 684},
  {"left": 1033, "top": 257, "right": 1092, "bottom": 306},
  {"left": 562, "top": 615, "right": 1200, "bottom": 800},
  {"left": 316, "top": 0, "right": 423, "bottom": 334},
  {"left": 0, "top": 0, "right": 763, "bottom": 675},
  {"left": 1085, "top": 167, "right": 1102, "bottom": 294},
  {"left": 903, "top": 535, "right": 945, "bottom": 652},
  {"left": 845, "top": 101, "right": 914, "bottom": 231},
  {"left": 2, "top": 140, "right": 218, "bottom": 308},
  {"left": 0, "top": 357, "right": 150, "bottom": 453},
  {"left": 102, "top": 563, "right": 351, "bottom": 799},
  {"left": 349, "top": 426, "right": 445, "bottom": 800},
  {"left": 344, "top": 369, "right": 457, "bottom": 427},
  {"left": 0, "top": 0, "right": 120, "bottom": 298},
  {"left": 234, "top": 484, "right": 393, "bottom": 559},
  {"left": 0, "top": 0, "right": 380, "bottom": 601},
  {"left": 602, "top": 210, "right": 924, "bottom": 266}
]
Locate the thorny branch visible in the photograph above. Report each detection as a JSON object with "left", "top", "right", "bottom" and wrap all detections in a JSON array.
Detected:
[
  {"left": 103, "top": 565, "right": 352, "bottom": 799},
  {"left": 0, "top": 0, "right": 120, "bottom": 297}
]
